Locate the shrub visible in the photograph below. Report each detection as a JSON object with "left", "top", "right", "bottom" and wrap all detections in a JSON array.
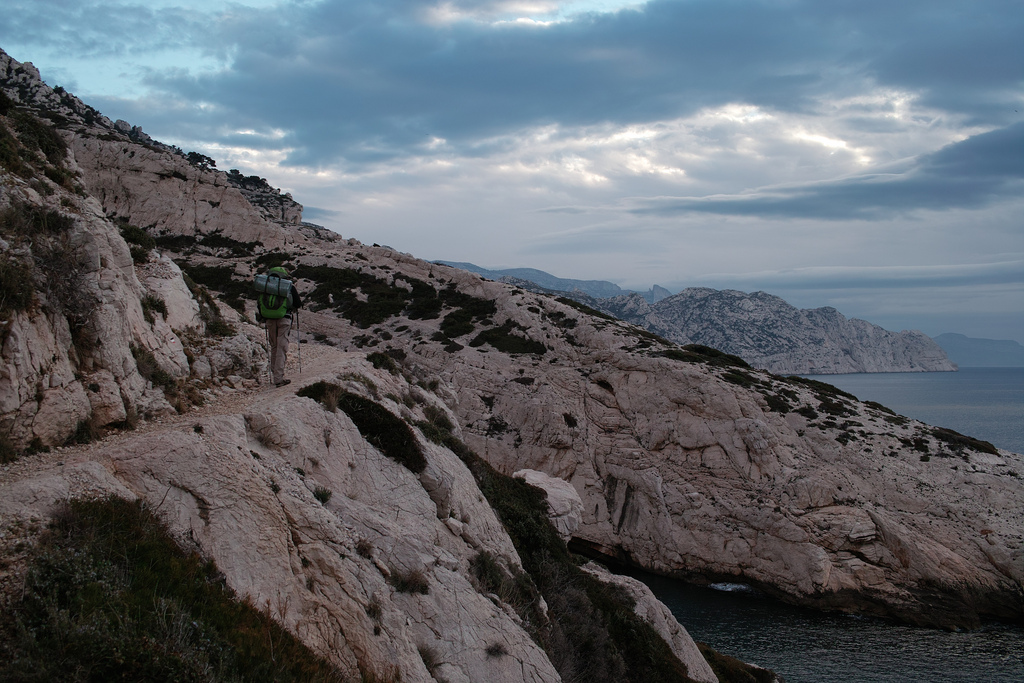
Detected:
[
  {"left": 0, "top": 432, "right": 19, "bottom": 464},
  {"left": 388, "top": 568, "right": 430, "bottom": 594},
  {"left": 140, "top": 294, "right": 167, "bottom": 324},
  {"left": 131, "top": 345, "right": 176, "bottom": 392},
  {"left": 0, "top": 496, "right": 344, "bottom": 682},
  {"left": 120, "top": 222, "right": 156, "bottom": 263},
  {"left": 469, "top": 322, "right": 547, "bottom": 355},
  {"left": 183, "top": 264, "right": 248, "bottom": 313},
  {"left": 697, "top": 643, "right": 776, "bottom": 683},
  {"left": 763, "top": 393, "right": 791, "bottom": 413},
  {"left": 11, "top": 111, "right": 66, "bottom": 164},
  {"left": 485, "top": 642, "right": 508, "bottom": 658},
  {"left": 198, "top": 231, "right": 258, "bottom": 257},
  {"left": 721, "top": 370, "right": 757, "bottom": 388},
  {"left": 660, "top": 345, "right": 751, "bottom": 369},
  {"left": 422, "top": 404, "right": 454, "bottom": 432},
  {"left": 783, "top": 375, "right": 857, "bottom": 400},
  {"left": 555, "top": 296, "right": 618, "bottom": 322},
  {"left": 254, "top": 251, "right": 292, "bottom": 269},
  {"left": 443, "top": 430, "right": 691, "bottom": 682},
  {"left": 313, "top": 486, "right": 333, "bottom": 505},
  {"left": 0, "top": 254, "right": 33, "bottom": 316},
  {"left": 293, "top": 265, "right": 419, "bottom": 328},
  {"left": 367, "top": 351, "right": 400, "bottom": 375},
  {"left": 0, "top": 201, "right": 75, "bottom": 237},
  {"left": 297, "top": 383, "right": 426, "bottom": 473},
  {"left": 931, "top": 427, "right": 998, "bottom": 455},
  {"left": 154, "top": 233, "right": 197, "bottom": 251}
]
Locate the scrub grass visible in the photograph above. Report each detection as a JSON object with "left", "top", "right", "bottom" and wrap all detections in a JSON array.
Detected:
[
  {"left": 297, "top": 382, "right": 426, "bottom": 473},
  {"left": 416, "top": 420, "right": 696, "bottom": 683},
  {"left": 0, "top": 496, "right": 345, "bottom": 682}
]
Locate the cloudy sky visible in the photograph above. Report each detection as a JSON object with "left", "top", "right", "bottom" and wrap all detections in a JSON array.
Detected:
[{"left": 2, "top": 0, "right": 1022, "bottom": 341}]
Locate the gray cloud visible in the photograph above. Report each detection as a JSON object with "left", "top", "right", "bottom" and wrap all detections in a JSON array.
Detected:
[
  {"left": 686, "top": 260, "right": 1024, "bottom": 292},
  {"left": 627, "top": 123, "right": 1024, "bottom": 219},
  {"left": 76, "top": 0, "right": 1016, "bottom": 170}
]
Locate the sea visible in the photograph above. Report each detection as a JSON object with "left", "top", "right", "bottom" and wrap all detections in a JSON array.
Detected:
[
  {"left": 635, "top": 367, "right": 1024, "bottom": 682},
  {"left": 801, "top": 367, "right": 1024, "bottom": 455}
]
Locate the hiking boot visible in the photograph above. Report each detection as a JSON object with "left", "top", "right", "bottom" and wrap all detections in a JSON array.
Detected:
[{"left": 275, "top": 379, "right": 291, "bottom": 387}]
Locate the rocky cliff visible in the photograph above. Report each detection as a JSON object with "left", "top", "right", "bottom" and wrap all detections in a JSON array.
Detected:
[
  {"left": 581, "top": 288, "right": 957, "bottom": 375},
  {"left": 1, "top": 47, "right": 1021, "bottom": 682}
]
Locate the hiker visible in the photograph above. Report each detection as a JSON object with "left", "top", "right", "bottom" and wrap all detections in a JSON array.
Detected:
[{"left": 255, "top": 266, "right": 302, "bottom": 387}]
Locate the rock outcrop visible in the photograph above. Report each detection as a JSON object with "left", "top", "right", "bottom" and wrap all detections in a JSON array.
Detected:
[
  {"left": 586, "top": 288, "right": 957, "bottom": 374},
  {"left": 2, "top": 46, "right": 1022, "bottom": 683},
  {"left": 1, "top": 48, "right": 721, "bottom": 681}
]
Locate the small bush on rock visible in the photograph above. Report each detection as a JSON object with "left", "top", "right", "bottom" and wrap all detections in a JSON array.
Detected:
[
  {"left": 0, "top": 496, "right": 344, "bottom": 681},
  {"left": 388, "top": 568, "right": 430, "bottom": 595},
  {"left": 297, "top": 382, "right": 426, "bottom": 473}
]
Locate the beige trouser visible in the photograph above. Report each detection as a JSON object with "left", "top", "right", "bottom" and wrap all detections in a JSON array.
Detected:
[{"left": 266, "top": 316, "right": 292, "bottom": 384}]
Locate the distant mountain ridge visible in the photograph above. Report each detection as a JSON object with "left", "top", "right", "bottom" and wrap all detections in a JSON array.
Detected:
[
  {"left": 440, "top": 263, "right": 956, "bottom": 375},
  {"left": 437, "top": 261, "right": 671, "bottom": 302},
  {"left": 933, "top": 333, "right": 1024, "bottom": 367},
  {"left": 587, "top": 288, "right": 956, "bottom": 375}
]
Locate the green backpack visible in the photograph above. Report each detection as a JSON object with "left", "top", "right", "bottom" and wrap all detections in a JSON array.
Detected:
[{"left": 255, "top": 267, "right": 294, "bottom": 319}]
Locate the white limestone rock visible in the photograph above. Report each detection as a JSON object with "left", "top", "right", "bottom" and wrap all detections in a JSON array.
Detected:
[
  {"left": 581, "top": 562, "right": 718, "bottom": 683},
  {"left": 513, "top": 468, "right": 584, "bottom": 541},
  {"left": 591, "top": 288, "right": 958, "bottom": 375}
]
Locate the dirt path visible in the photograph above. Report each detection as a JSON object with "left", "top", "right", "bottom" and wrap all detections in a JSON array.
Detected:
[{"left": 0, "top": 342, "right": 353, "bottom": 606}]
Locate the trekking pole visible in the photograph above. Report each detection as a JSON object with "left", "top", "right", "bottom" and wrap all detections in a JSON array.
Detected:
[
  {"left": 264, "top": 322, "right": 272, "bottom": 385},
  {"left": 295, "top": 309, "right": 302, "bottom": 376}
]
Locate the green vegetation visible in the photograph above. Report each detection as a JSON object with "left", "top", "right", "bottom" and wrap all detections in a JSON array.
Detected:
[
  {"left": 119, "top": 222, "right": 156, "bottom": 263},
  {"left": 0, "top": 253, "right": 33, "bottom": 317},
  {"left": 294, "top": 265, "right": 436, "bottom": 328},
  {"left": 415, "top": 419, "right": 695, "bottom": 683},
  {"left": 0, "top": 101, "right": 80, "bottom": 191},
  {"left": 659, "top": 345, "right": 751, "bottom": 369},
  {"left": 762, "top": 393, "right": 791, "bottom": 414},
  {"left": 198, "top": 230, "right": 259, "bottom": 258},
  {"left": 864, "top": 400, "right": 896, "bottom": 415},
  {"left": 0, "top": 496, "right": 345, "bottom": 682},
  {"left": 254, "top": 250, "right": 293, "bottom": 270},
  {"left": 182, "top": 264, "right": 248, "bottom": 313},
  {"left": 10, "top": 109, "right": 67, "bottom": 166},
  {"left": 387, "top": 568, "right": 430, "bottom": 595},
  {"left": 931, "top": 427, "right": 998, "bottom": 455},
  {"left": 469, "top": 322, "right": 547, "bottom": 355},
  {"left": 437, "top": 288, "right": 496, "bottom": 338},
  {"left": 131, "top": 344, "right": 176, "bottom": 393},
  {"left": 697, "top": 643, "right": 776, "bottom": 683},
  {"left": 366, "top": 351, "right": 400, "bottom": 375},
  {"left": 555, "top": 296, "right": 618, "bottom": 322},
  {"left": 313, "top": 486, "right": 333, "bottom": 505},
  {"left": 140, "top": 294, "right": 167, "bottom": 324},
  {"left": 154, "top": 232, "right": 198, "bottom": 252},
  {"left": 0, "top": 201, "right": 75, "bottom": 238},
  {"left": 782, "top": 375, "right": 857, "bottom": 400},
  {"left": 297, "top": 382, "right": 426, "bottom": 473},
  {"left": 721, "top": 369, "right": 758, "bottom": 388}
]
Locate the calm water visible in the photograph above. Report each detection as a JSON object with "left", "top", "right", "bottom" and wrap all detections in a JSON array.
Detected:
[
  {"left": 633, "top": 368, "right": 1024, "bottom": 681},
  {"left": 802, "top": 367, "right": 1024, "bottom": 455},
  {"left": 636, "top": 573, "right": 1024, "bottom": 683}
]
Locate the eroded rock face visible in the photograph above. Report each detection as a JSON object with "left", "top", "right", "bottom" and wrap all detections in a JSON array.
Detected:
[
  {"left": 514, "top": 469, "right": 584, "bottom": 541},
  {"left": 0, "top": 186, "right": 185, "bottom": 446},
  {"left": 2, "top": 46, "right": 1020, "bottom": 682},
  {"left": 315, "top": 256, "right": 1018, "bottom": 628},
  {"left": 582, "top": 563, "right": 718, "bottom": 683},
  {"left": 0, "top": 356, "right": 561, "bottom": 682},
  {"left": 584, "top": 288, "right": 958, "bottom": 375}
]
